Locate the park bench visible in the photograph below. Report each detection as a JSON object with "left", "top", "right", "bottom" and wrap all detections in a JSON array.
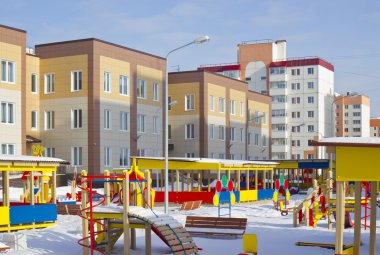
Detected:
[
  {"left": 185, "top": 216, "right": 247, "bottom": 236},
  {"left": 180, "top": 200, "right": 202, "bottom": 211}
]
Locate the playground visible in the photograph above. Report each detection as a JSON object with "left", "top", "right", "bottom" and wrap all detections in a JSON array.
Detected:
[{"left": 0, "top": 138, "right": 379, "bottom": 255}]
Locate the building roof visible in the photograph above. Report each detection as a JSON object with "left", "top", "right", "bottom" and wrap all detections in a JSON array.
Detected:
[
  {"left": 269, "top": 57, "right": 334, "bottom": 72},
  {"left": 197, "top": 64, "right": 240, "bottom": 72},
  {"left": 0, "top": 155, "right": 69, "bottom": 164},
  {"left": 310, "top": 137, "right": 380, "bottom": 148},
  {"left": 0, "top": 24, "right": 26, "bottom": 33}
]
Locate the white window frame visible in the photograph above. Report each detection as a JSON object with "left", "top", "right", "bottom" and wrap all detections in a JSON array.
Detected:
[
  {"left": 137, "top": 114, "right": 146, "bottom": 133},
  {"left": 185, "top": 124, "right": 195, "bottom": 139},
  {"left": 119, "top": 75, "right": 129, "bottom": 96},
  {"left": 71, "top": 109, "right": 82, "bottom": 129},
  {"left": 240, "top": 128, "right": 244, "bottom": 143},
  {"left": 254, "top": 133, "right": 259, "bottom": 146},
  {"left": 120, "top": 111, "right": 129, "bottom": 132},
  {"left": 137, "top": 79, "right": 147, "bottom": 99},
  {"left": 185, "top": 152, "right": 195, "bottom": 158},
  {"left": 104, "top": 147, "right": 111, "bottom": 167},
  {"left": 230, "top": 127, "right": 235, "bottom": 141},
  {"left": 120, "top": 148, "right": 130, "bottom": 167},
  {"left": 71, "top": 70, "right": 82, "bottom": 92},
  {"left": 240, "top": 102, "right": 244, "bottom": 117},
  {"left": 104, "top": 72, "right": 111, "bottom": 92},
  {"left": 209, "top": 124, "right": 215, "bottom": 140},
  {"left": 1, "top": 60, "right": 15, "bottom": 84},
  {"left": 137, "top": 149, "right": 146, "bottom": 157},
  {"left": 71, "top": 146, "right": 83, "bottom": 166},
  {"left": 31, "top": 73, "right": 38, "bottom": 93},
  {"left": 153, "top": 116, "right": 159, "bottom": 134},
  {"left": 1, "top": 102, "right": 15, "bottom": 124},
  {"left": 45, "top": 147, "right": 55, "bottom": 157},
  {"left": 219, "top": 125, "right": 225, "bottom": 141},
  {"left": 44, "top": 111, "right": 55, "bottom": 130},
  {"left": 44, "top": 73, "right": 55, "bottom": 94},
  {"left": 104, "top": 109, "right": 111, "bottom": 130},
  {"left": 185, "top": 94, "right": 195, "bottom": 111},
  {"left": 210, "top": 95, "right": 214, "bottom": 112},
  {"left": 230, "top": 100, "right": 236, "bottom": 115},
  {"left": 153, "top": 82, "right": 160, "bottom": 101},
  {"left": 219, "top": 97, "right": 225, "bottom": 113},
  {"left": 1, "top": 144, "right": 15, "bottom": 155},
  {"left": 308, "top": 96, "right": 314, "bottom": 104},
  {"left": 31, "top": 110, "right": 38, "bottom": 130}
]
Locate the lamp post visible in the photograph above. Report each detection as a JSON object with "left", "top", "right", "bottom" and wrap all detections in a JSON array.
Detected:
[
  {"left": 289, "top": 123, "right": 305, "bottom": 159},
  {"left": 164, "top": 35, "right": 210, "bottom": 214}
]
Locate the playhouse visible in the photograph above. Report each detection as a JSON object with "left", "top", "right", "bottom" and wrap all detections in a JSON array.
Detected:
[{"left": 0, "top": 155, "right": 68, "bottom": 232}]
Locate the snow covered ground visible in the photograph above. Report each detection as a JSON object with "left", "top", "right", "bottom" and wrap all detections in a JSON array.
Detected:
[{"left": 1, "top": 188, "right": 379, "bottom": 255}]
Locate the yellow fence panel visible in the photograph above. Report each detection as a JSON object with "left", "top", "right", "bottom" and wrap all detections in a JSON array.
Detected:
[
  {"left": 0, "top": 206, "right": 10, "bottom": 225},
  {"left": 240, "top": 190, "right": 257, "bottom": 202}
]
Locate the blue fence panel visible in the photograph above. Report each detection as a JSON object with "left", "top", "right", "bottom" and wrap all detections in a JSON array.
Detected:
[
  {"left": 218, "top": 191, "right": 240, "bottom": 203},
  {"left": 298, "top": 162, "right": 329, "bottom": 169},
  {"left": 10, "top": 204, "right": 57, "bottom": 225},
  {"left": 257, "top": 189, "right": 274, "bottom": 200}
]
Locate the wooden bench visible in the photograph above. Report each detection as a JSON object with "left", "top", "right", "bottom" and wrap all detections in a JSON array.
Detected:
[
  {"left": 185, "top": 216, "right": 247, "bottom": 236},
  {"left": 180, "top": 200, "right": 202, "bottom": 211}
]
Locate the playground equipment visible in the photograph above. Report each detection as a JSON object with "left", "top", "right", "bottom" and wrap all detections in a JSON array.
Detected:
[
  {"left": 78, "top": 159, "right": 199, "bottom": 255},
  {"left": 213, "top": 175, "right": 236, "bottom": 217},
  {"left": 0, "top": 155, "right": 67, "bottom": 232},
  {"left": 273, "top": 175, "right": 291, "bottom": 216},
  {"left": 239, "top": 233, "right": 258, "bottom": 255},
  {"left": 311, "top": 137, "right": 380, "bottom": 255}
]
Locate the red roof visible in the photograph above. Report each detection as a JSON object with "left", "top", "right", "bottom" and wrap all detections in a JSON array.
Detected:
[
  {"left": 197, "top": 64, "right": 240, "bottom": 73},
  {"left": 269, "top": 58, "right": 334, "bottom": 72}
]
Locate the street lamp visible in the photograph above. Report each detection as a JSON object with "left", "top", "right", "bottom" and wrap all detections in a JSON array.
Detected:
[
  {"left": 289, "top": 123, "right": 305, "bottom": 159},
  {"left": 164, "top": 35, "right": 210, "bottom": 214}
]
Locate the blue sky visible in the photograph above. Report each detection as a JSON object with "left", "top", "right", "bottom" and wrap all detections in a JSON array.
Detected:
[{"left": 2, "top": 0, "right": 380, "bottom": 116}]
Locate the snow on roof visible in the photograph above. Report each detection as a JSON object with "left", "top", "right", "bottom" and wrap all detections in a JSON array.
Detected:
[
  {"left": 311, "top": 137, "right": 380, "bottom": 147},
  {"left": 0, "top": 155, "right": 69, "bottom": 164},
  {"left": 133, "top": 156, "right": 278, "bottom": 166}
]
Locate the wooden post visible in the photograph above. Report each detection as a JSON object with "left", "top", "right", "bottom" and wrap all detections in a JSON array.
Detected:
[
  {"left": 369, "top": 181, "right": 377, "bottom": 255},
  {"left": 145, "top": 170, "right": 151, "bottom": 208},
  {"left": 39, "top": 176, "right": 44, "bottom": 203},
  {"left": 198, "top": 171, "right": 201, "bottom": 191},
  {"left": 246, "top": 170, "right": 249, "bottom": 190},
  {"left": 190, "top": 172, "right": 194, "bottom": 191},
  {"left": 227, "top": 170, "right": 231, "bottom": 181},
  {"left": 327, "top": 170, "right": 333, "bottom": 230},
  {"left": 181, "top": 171, "right": 185, "bottom": 191},
  {"left": 263, "top": 170, "right": 266, "bottom": 189},
  {"left": 207, "top": 170, "right": 211, "bottom": 192},
  {"left": 145, "top": 223, "right": 152, "bottom": 255},
  {"left": 271, "top": 170, "right": 274, "bottom": 189},
  {"left": 30, "top": 171, "right": 35, "bottom": 205},
  {"left": 353, "top": 181, "right": 362, "bottom": 255},
  {"left": 293, "top": 207, "right": 297, "bottom": 227},
  {"left": 217, "top": 170, "right": 221, "bottom": 180},
  {"left": 187, "top": 172, "right": 191, "bottom": 191},
  {"left": 81, "top": 170, "right": 89, "bottom": 255},
  {"left": 2, "top": 171, "right": 9, "bottom": 207},
  {"left": 335, "top": 181, "right": 345, "bottom": 255},
  {"left": 237, "top": 170, "right": 241, "bottom": 191},
  {"left": 123, "top": 170, "right": 130, "bottom": 255},
  {"left": 52, "top": 170, "right": 57, "bottom": 204},
  {"left": 104, "top": 170, "right": 111, "bottom": 206},
  {"left": 176, "top": 170, "right": 179, "bottom": 192},
  {"left": 130, "top": 228, "right": 136, "bottom": 250},
  {"left": 255, "top": 171, "right": 258, "bottom": 190}
]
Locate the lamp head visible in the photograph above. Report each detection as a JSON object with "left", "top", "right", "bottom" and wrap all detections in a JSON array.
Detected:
[{"left": 193, "top": 35, "right": 210, "bottom": 44}]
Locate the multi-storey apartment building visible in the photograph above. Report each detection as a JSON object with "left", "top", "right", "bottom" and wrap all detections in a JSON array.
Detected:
[
  {"left": 1, "top": 24, "right": 166, "bottom": 175},
  {"left": 370, "top": 118, "right": 380, "bottom": 137},
  {"left": 168, "top": 70, "right": 271, "bottom": 160},
  {"left": 200, "top": 40, "right": 335, "bottom": 160},
  {"left": 0, "top": 25, "right": 26, "bottom": 156},
  {"left": 334, "top": 93, "right": 370, "bottom": 137}
]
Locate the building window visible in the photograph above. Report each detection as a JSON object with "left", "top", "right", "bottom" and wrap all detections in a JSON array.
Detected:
[
  {"left": 307, "top": 96, "right": 314, "bottom": 104},
  {"left": 353, "top": 104, "right": 361, "bottom": 109},
  {"left": 185, "top": 152, "right": 195, "bottom": 158},
  {"left": 254, "top": 111, "right": 261, "bottom": 123},
  {"left": 185, "top": 94, "right": 195, "bottom": 111},
  {"left": 248, "top": 132, "right": 252, "bottom": 145},
  {"left": 153, "top": 82, "right": 160, "bottom": 101},
  {"left": 104, "top": 147, "right": 111, "bottom": 167},
  {"left": 353, "top": 120, "right": 361, "bottom": 125},
  {"left": 291, "top": 83, "right": 300, "bottom": 90},
  {"left": 45, "top": 147, "right": 55, "bottom": 157},
  {"left": 270, "top": 67, "right": 285, "bottom": 75},
  {"left": 71, "top": 71, "right": 82, "bottom": 92},
  {"left": 230, "top": 127, "right": 235, "bottom": 141},
  {"left": 209, "top": 124, "right": 214, "bottom": 140},
  {"left": 185, "top": 124, "right": 195, "bottom": 139},
  {"left": 1, "top": 144, "right": 15, "bottom": 155},
  {"left": 240, "top": 128, "right": 244, "bottom": 143},
  {"left": 137, "top": 114, "right": 146, "bottom": 133},
  {"left": 137, "top": 79, "right": 147, "bottom": 99},
  {"left": 254, "top": 134, "right": 259, "bottom": 146},
  {"left": 31, "top": 74, "right": 38, "bottom": 93},
  {"left": 291, "top": 140, "right": 301, "bottom": 147},
  {"left": 307, "top": 67, "right": 314, "bottom": 75},
  {"left": 31, "top": 111, "right": 38, "bottom": 130},
  {"left": 210, "top": 95, "right": 215, "bottom": 111},
  {"left": 120, "top": 111, "right": 129, "bottom": 131},
  {"left": 292, "top": 126, "right": 301, "bottom": 132},
  {"left": 291, "top": 97, "right": 301, "bottom": 104},
  {"left": 104, "top": 72, "right": 111, "bottom": 92},
  {"left": 1, "top": 102, "right": 15, "bottom": 124},
  {"left": 71, "top": 109, "right": 82, "bottom": 129},
  {"left": 307, "top": 111, "right": 314, "bottom": 118},
  {"left": 153, "top": 116, "right": 159, "bottom": 134},
  {"left": 353, "top": 128, "right": 361, "bottom": 132},
  {"left": 119, "top": 75, "right": 129, "bottom": 96},
  {"left": 168, "top": 96, "right": 172, "bottom": 111},
  {"left": 44, "top": 73, "right": 55, "bottom": 94},
  {"left": 168, "top": 125, "right": 172, "bottom": 139},
  {"left": 262, "top": 112, "right": 267, "bottom": 124},
  {"left": 137, "top": 149, "right": 146, "bottom": 157},
  {"left": 262, "top": 135, "right": 267, "bottom": 147},
  {"left": 353, "top": 112, "right": 361, "bottom": 117},
  {"left": 1, "top": 60, "right": 15, "bottom": 83},
  {"left": 44, "top": 111, "right": 55, "bottom": 130},
  {"left": 307, "top": 82, "right": 314, "bottom": 89},
  {"left": 219, "top": 97, "right": 225, "bottom": 113},
  {"left": 71, "top": 147, "right": 82, "bottom": 166},
  {"left": 104, "top": 109, "right": 111, "bottom": 130},
  {"left": 230, "top": 100, "right": 236, "bottom": 115},
  {"left": 291, "top": 111, "right": 301, "bottom": 118},
  {"left": 291, "top": 68, "right": 300, "bottom": 76},
  {"left": 308, "top": 125, "right": 314, "bottom": 132},
  {"left": 240, "top": 102, "right": 244, "bottom": 117},
  {"left": 120, "top": 148, "right": 129, "bottom": 167},
  {"left": 219, "top": 153, "right": 225, "bottom": 159},
  {"left": 219, "top": 125, "right": 225, "bottom": 141}
]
